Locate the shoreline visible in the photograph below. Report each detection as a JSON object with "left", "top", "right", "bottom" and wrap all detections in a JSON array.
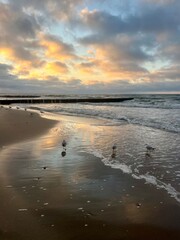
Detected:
[
  {"left": 0, "top": 106, "right": 58, "bottom": 147},
  {"left": 0, "top": 110, "right": 179, "bottom": 240}
]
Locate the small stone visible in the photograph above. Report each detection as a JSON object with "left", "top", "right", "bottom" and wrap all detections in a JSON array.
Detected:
[
  {"left": 136, "top": 203, "right": 142, "bottom": 208},
  {"left": 18, "top": 208, "right": 28, "bottom": 211},
  {"left": 78, "top": 207, "right": 83, "bottom": 210}
]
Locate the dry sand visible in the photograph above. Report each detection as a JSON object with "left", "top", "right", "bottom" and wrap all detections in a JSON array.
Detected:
[{"left": 0, "top": 106, "right": 57, "bottom": 147}]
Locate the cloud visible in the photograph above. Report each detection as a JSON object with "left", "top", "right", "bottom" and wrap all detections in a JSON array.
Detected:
[
  {"left": 80, "top": 2, "right": 180, "bottom": 36},
  {"left": 0, "top": 0, "right": 179, "bottom": 93},
  {"left": 40, "top": 34, "right": 76, "bottom": 61},
  {"left": 0, "top": 2, "right": 78, "bottom": 81},
  {"left": 9, "top": 0, "right": 83, "bottom": 21}
]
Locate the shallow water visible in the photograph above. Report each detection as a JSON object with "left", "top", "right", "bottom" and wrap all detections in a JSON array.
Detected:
[{"left": 15, "top": 94, "right": 180, "bottom": 204}]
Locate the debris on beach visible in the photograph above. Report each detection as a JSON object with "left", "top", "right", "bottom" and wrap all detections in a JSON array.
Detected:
[
  {"left": 85, "top": 212, "right": 95, "bottom": 217},
  {"left": 136, "top": 203, "right": 142, "bottom": 208},
  {"left": 18, "top": 208, "right": 28, "bottom": 211},
  {"left": 78, "top": 207, "right": 84, "bottom": 212}
]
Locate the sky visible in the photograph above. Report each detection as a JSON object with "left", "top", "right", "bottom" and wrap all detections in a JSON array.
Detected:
[{"left": 0, "top": 0, "right": 180, "bottom": 94}]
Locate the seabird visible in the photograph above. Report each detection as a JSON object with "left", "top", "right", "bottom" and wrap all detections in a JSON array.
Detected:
[
  {"left": 146, "top": 145, "right": 155, "bottom": 151},
  {"left": 111, "top": 144, "right": 117, "bottom": 158},
  {"left": 112, "top": 145, "right": 117, "bottom": 150},
  {"left": 62, "top": 140, "right": 67, "bottom": 148}
]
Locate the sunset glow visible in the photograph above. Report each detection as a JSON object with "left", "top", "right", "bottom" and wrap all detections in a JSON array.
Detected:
[{"left": 0, "top": 0, "right": 179, "bottom": 93}]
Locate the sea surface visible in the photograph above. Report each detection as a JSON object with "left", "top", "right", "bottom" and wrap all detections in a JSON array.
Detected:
[{"left": 3, "top": 94, "right": 180, "bottom": 203}]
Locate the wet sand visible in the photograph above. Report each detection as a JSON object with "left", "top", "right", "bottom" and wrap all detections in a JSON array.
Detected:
[{"left": 0, "top": 113, "right": 180, "bottom": 240}]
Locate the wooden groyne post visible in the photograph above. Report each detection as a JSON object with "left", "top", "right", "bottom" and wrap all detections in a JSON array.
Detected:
[{"left": 0, "top": 97, "right": 134, "bottom": 105}]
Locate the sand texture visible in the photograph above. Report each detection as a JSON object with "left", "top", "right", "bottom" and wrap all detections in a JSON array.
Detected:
[
  {"left": 0, "top": 106, "right": 57, "bottom": 147},
  {"left": 0, "top": 113, "right": 180, "bottom": 240}
]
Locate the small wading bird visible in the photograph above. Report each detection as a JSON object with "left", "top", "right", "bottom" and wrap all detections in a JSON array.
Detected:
[
  {"left": 111, "top": 144, "right": 117, "bottom": 158},
  {"left": 145, "top": 144, "right": 155, "bottom": 156},
  {"left": 146, "top": 144, "right": 155, "bottom": 152},
  {"left": 62, "top": 140, "right": 67, "bottom": 148},
  {"left": 61, "top": 140, "right": 67, "bottom": 157}
]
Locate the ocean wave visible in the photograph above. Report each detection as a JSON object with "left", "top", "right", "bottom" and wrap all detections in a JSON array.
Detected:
[
  {"left": 50, "top": 107, "right": 180, "bottom": 133},
  {"left": 88, "top": 148, "right": 180, "bottom": 203},
  {"left": 19, "top": 97, "right": 180, "bottom": 134}
]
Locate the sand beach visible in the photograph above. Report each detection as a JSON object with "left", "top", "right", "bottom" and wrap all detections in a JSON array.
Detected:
[
  {"left": 0, "top": 106, "right": 180, "bottom": 240},
  {"left": 0, "top": 106, "right": 57, "bottom": 147}
]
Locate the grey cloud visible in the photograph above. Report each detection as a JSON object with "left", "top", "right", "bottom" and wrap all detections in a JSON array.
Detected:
[
  {"left": 0, "top": 2, "right": 42, "bottom": 63},
  {"left": 151, "top": 65, "right": 180, "bottom": 81},
  {"left": 0, "top": 63, "right": 12, "bottom": 75},
  {"left": 80, "top": 2, "right": 180, "bottom": 37},
  {"left": 14, "top": 16, "right": 39, "bottom": 38},
  {"left": 78, "top": 1, "right": 180, "bottom": 74},
  {"left": 9, "top": 0, "right": 83, "bottom": 21},
  {"left": 0, "top": 70, "right": 179, "bottom": 94},
  {"left": 44, "top": 34, "right": 75, "bottom": 55}
]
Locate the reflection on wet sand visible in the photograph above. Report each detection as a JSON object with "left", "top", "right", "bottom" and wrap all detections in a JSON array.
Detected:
[{"left": 0, "top": 115, "right": 180, "bottom": 240}]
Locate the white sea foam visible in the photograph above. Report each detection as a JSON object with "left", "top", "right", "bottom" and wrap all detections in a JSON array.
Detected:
[
  {"left": 132, "top": 173, "right": 180, "bottom": 203},
  {"left": 102, "top": 157, "right": 132, "bottom": 174},
  {"left": 88, "top": 148, "right": 180, "bottom": 203},
  {"left": 20, "top": 94, "right": 180, "bottom": 133}
]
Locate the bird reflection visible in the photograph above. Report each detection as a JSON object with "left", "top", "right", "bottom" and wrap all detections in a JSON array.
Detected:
[{"left": 61, "top": 150, "right": 66, "bottom": 157}]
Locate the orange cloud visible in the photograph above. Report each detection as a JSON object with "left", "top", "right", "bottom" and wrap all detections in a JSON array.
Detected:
[
  {"left": 39, "top": 34, "right": 76, "bottom": 61},
  {"left": 71, "top": 44, "right": 148, "bottom": 85}
]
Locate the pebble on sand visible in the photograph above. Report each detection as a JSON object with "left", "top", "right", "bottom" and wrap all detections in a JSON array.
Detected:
[{"left": 18, "top": 208, "right": 28, "bottom": 211}]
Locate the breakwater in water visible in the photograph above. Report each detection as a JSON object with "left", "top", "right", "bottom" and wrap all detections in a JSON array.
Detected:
[{"left": 0, "top": 97, "right": 134, "bottom": 105}]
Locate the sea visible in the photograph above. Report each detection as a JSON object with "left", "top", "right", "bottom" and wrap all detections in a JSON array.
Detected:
[{"left": 2, "top": 94, "right": 180, "bottom": 203}]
